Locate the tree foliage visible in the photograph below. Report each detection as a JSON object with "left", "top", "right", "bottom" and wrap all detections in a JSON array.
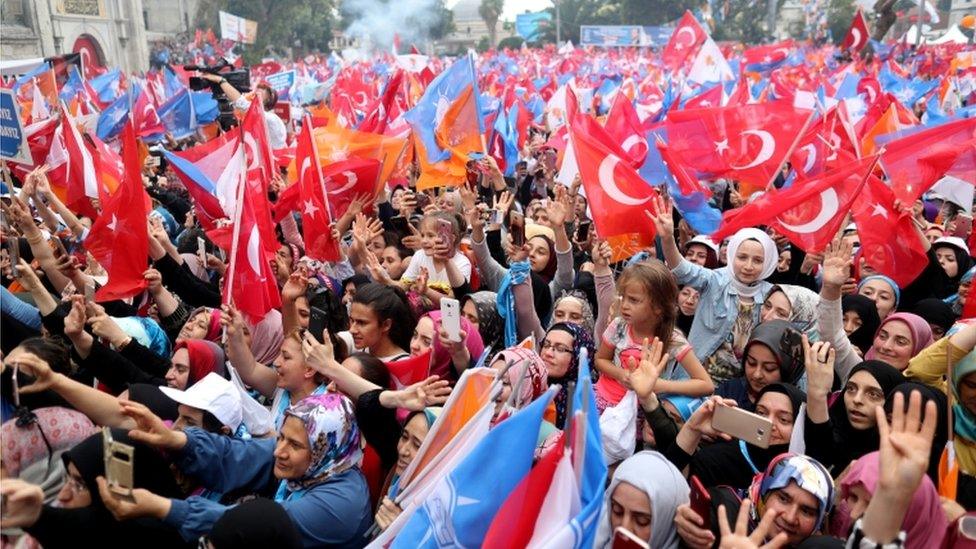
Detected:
[
  {"left": 827, "top": 0, "right": 857, "bottom": 44},
  {"left": 478, "top": 0, "right": 504, "bottom": 47}
]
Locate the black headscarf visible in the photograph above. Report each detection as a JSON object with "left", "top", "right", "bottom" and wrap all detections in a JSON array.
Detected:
[
  {"left": 531, "top": 271, "right": 553, "bottom": 325},
  {"left": 208, "top": 498, "right": 302, "bottom": 549},
  {"left": 934, "top": 239, "right": 974, "bottom": 290},
  {"left": 690, "top": 383, "right": 805, "bottom": 491},
  {"left": 743, "top": 321, "right": 804, "bottom": 385},
  {"left": 885, "top": 381, "right": 948, "bottom": 481},
  {"left": 911, "top": 298, "right": 957, "bottom": 336},
  {"left": 822, "top": 361, "right": 906, "bottom": 469},
  {"left": 841, "top": 294, "right": 882, "bottom": 353},
  {"left": 62, "top": 428, "right": 182, "bottom": 507}
]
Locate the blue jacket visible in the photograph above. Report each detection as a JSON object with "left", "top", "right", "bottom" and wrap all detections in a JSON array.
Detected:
[
  {"left": 163, "top": 428, "right": 372, "bottom": 548},
  {"left": 672, "top": 259, "right": 771, "bottom": 363}
]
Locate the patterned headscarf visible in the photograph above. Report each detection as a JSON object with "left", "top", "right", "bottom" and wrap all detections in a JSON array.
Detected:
[
  {"left": 767, "top": 284, "right": 819, "bottom": 337},
  {"left": 548, "top": 290, "right": 596, "bottom": 335},
  {"left": 281, "top": 393, "right": 362, "bottom": 494},
  {"left": 747, "top": 453, "right": 834, "bottom": 533},
  {"left": 545, "top": 322, "right": 596, "bottom": 429},
  {"left": 463, "top": 291, "right": 503, "bottom": 350},
  {"left": 492, "top": 346, "right": 549, "bottom": 410}
]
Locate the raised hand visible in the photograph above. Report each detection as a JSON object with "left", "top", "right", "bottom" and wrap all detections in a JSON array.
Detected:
[
  {"left": 876, "top": 390, "right": 938, "bottom": 497},
  {"left": 401, "top": 222, "right": 422, "bottom": 251},
  {"left": 718, "top": 499, "right": 787, "bottom": 549},
  {"left": 13, "top": 258, "right": 43, "bottom": 292},
  {"left": 143, "top": 268, "right": 163, "bottom": 296},
  {"left": 0, "top": 479, "right": 44, "bottom": 528},
  {"left": 11, "top": 351, "right": 59, "bottom": 395},
  {"left": 88, "top": 307, "right": 129, "bottom": 348},
  {"left": 675, "top": 504, "right": 715, "bottom": 549},
  {"left": 644, "top": 194, "right": 674, "bottom": 239},
  {"left": 120, "top": 400, "right": 187, "bottom": 450},
  {"left": 686, "top": 396, "right": 737, "bottom": 440},
  {"left": 548, "top": 185, "right": 572, "bottom": 228},
  {"left": 281, "top": 270, "right": 309, "bottom": 303},
  {"left": 802, "top": 336, "right": 835, "bottom": 400},
  {"left": 591, "top": 239, "right": 611, "bottom": 268},
  {"left": 96, "top": 477, "right": 170, "bottom": 521},
  {"left": 495, "top": 190, "right": 516, "bottom": 215},
  {"left": 220, "top": 304, "right": 247, "bottom": 343},
  {"left": 63, "top": 296, "right": 88, "bottom": 338},
  {"left": 626, "top": 337, "right": 668, "bottom": 402},
  {"left": 410, "top": 267, "right": 429, "bottom": 296},
  {"left": 821, "top": 238, "right": 853, "bottom": 288},
  {"left": 301, "top": 331, "right": 338, "bottom": 374},
  {"left": 364, "top": 248, "right": 395, "bottom": 286}
]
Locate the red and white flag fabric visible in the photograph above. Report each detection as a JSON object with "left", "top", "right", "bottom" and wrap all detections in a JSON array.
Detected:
[
  {"left": 59, "top": 107, "right": 100, "bottom": 217},
  {"left": 132, "top": 84, "right": 165, "bottom": 138},
  {"left": 84, "top": 123, "right": 150, "bottom": 302},
  {"left": 665, "top": 100, "right": 813, "bottom": 196},
  {"left": 851, "top": 174, "right": 928, "bottom": 288},
  {"left": 568, "top": 91, "right": 659, "bottom": 262},
  {"left": 882, "top": 118, "right": 976, "bottom": 203},
  {"left": 222, "top": 168, "right": 281, "bottom": 324},
  {"left": 295, "top": 116, "right": 341, "bottom": 262},
  {"left": 603, "top": 92, "right": 648, "bottom": 167},
  {"left": 713, "top": 154, "right": 878, "bottom": 252},
  {"left": 662, "top": 10, "right": 707, "bottom": 71},
  {"left": 789, "top": 107, "right": 859, "bottom": 180},
  {"left": 841, "top": 9, "right": 870, "bottom": 52}
]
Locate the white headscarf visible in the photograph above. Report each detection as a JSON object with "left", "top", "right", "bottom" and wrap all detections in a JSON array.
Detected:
[
  {"left": 725, "top": 228, "right": 778, "bottom": 298},
  {"left": 595, "top": 451, "right": 689, "bottom": 549}
]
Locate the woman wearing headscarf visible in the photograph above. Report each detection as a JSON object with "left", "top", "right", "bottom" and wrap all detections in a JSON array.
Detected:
[
  {"left": 675, "top": 453, "right": 835, "bottom": 549},
  {"left": 540, "top": 322, "right": 596, "bottom": 429},
  {"left": 946, "top": 266, "right": 975, "bottom": 316},
  {"left": 414, "top": 311, "right": 484, "bottom": 381},
  {"left": 651, "top": 199, "right": 780, "bottom": 384},
  {"left": 933, "top": 332, "right": 976, "bottom": 509},
  {"left": 715, "top": 321, "right": 804, "bottom": 412},
  {"left": 913, "top": 298, "right": 958, "bottom": 340},
  {"left": 7, "top": 428, "right": 189, "bottom": 549},
  {"left": 460, "top": 291, "right": 504, "bottom": 351},
  {"left": 99, "top": 394, "right": 372, "bottom": 547},
  {"left": 248, "top": 309, "right": 284, "bottom": 365},
  {"left": 668, "top": 384, "right": 806, "bottom": 491},
  {"left": 933, "top": 236, "right": 974, "bottom": 295},
  {"left": 857, "top": 275, "right": 901, "bottom": 319},
  {"left": 760, "top": 284, "right": 819, "bottom": 339},
  {"left": 841, "top": 295, "right": 881, "bottom": 356},
  {"left": 178, "top": 307, "right": 223, "bottom": 343},
  {"left": 205, "top": 498, "right": 303, "bottom": 549},
  {"left": 833, "top": 451, "right": 949, "bottom": 546},
  {"left": 594, "top": 451, "right": 689, "bottom": 549},
  {"left": 805, "top": 346, "right": 906, "bottom": 473},
  {"left": 819, "top": 243, "right": 934, "bottom": 380}
]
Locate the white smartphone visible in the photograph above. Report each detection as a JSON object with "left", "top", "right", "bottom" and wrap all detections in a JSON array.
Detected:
[
  {"left": 196, "top": 236, "right": 207, "bottom": 266},
  {"left": 440, "top": 298, "right": 461, "bottom": 343}
]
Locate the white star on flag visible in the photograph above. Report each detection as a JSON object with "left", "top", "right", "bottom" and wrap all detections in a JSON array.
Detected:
[
  {"left": 715, "top": 139, "right": 730, "bottom": 154},
  {"left": 107, "top": 215, "right": 118, "bottom": 231},
  {"left": 303, "top": 199, "right": 319, "bottom": 217},
  {"left": 870, "top": 203, "right": 888, "bottom": 218}
]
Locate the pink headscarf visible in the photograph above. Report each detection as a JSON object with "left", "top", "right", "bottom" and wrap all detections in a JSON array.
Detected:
[
  {"left": 864, "top": 312, "right": 935, "bottom": 362},
  {"left": 836, "top": 451, "right": 948, "bottom": 546},
  {"left": 427, "top": 311, "right": 484, "bottom": 380},
  {"left": 249, "top": 309, "right": 284, "bottom": 364},
  {"left": 490, "top": 346, "right": 549, "bottom": 409}
]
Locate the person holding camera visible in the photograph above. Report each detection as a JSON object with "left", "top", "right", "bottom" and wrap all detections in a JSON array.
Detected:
[{"left": 200, "top": 73, "right": 287, "bottom": 149}]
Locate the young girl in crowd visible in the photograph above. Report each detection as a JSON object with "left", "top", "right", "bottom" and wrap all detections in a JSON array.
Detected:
[
  {"left": 594, "top": 261, "right": 713, "bottom": 414},
  {"left": 399, "top": 212, "right": 470, "bottom": 301}
]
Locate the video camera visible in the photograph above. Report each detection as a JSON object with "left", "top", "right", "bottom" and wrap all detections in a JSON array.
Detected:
[{"left": 184, "top": 58, "right": 251, "bottom": 131}]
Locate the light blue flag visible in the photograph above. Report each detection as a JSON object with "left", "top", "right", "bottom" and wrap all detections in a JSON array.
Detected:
[
  {"left": 391, "top": 385, "right": 556, "bottom": 548},
  {"left": 404, "top": 55, "right": 482, "bottom": 164}
]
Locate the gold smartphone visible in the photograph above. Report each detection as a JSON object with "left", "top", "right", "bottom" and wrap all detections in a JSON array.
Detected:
[
  {"left": 712, "top": 405, "right": 773, "bottom": 449},
  {"left": 102, "top": 428, "right": 136, "bottom": 502}
]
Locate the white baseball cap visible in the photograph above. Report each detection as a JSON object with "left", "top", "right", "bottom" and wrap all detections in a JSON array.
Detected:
[
  {"left": 159, "top": 373, "right": 243, "bottom": 431},
  {"left": 687, "top": 235, "right": 719, "bottom": 254},
  {"left": 933, "top": 236, "right": 971, "bottom": 256}
]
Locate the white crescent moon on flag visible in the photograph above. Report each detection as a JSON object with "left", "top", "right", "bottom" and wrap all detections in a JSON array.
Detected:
[
  {"left": 597, "top": 155, "right": 651, "bottom": 206},
  {"left": 328, "top": 171, "right": 359, "bottom": 195},
  {"left": 778, "top": 188, "right": 839, "bottom": 234},
  {"left": 299, "top": 157, "right": 312, "bottom": 183},
  {"left": 244, "top": 133, "right": 262, "bottom": 174},
  {"left": 621, "top": 135, "right": 642, "bottom": 156},
  {"left": 850, "top": 28, "right": 863, "bottom": 50},
  {"left": 862, "top": 84, "right": 877, "bottom": 105},
  {"left": 799, "top": 144, "right": 817, "bottom": 174},
  {"left": 730, "top": 130, "right": 776, "bottom": 170},
  {"left": 354, "top": 92, "right": 368, "bottom": 109},
  {"left": 246, "top": 225, "right": 262, "bottom": 276},
  {"left": 826, "top": 132, "right": 841, "bottom": 161},
  {"left": 676, "top": 27, "right": 697, "bottom": 48}
]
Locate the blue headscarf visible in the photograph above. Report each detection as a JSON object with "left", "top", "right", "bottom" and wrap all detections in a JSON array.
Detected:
[
  {"left": 858, "top": 275, "right": 901, "bottom": 309},
  {"left": 659, "top": 395, "right": 705, "bottom": 422},
  {"left": 112, "top": 316, "right": 171, "bottom": 358},
  {"left": 496, "top": 260, "right": 531, "bottom": 347},
  {"left": 945, "top": 266, "right": 976, "bottom": 306}
]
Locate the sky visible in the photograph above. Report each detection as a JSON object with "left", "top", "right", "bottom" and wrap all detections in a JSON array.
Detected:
[{"left": 446, "top": 0, "right": 554, "bottom": 23}]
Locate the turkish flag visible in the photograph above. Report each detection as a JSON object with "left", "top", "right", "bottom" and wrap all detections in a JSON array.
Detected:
[
  {"left": 358, "top": 69, "right": 405, "bottom": 135},
  {"left": 851, "top": 175, "right": 928, "bottom": 288},
  {"left": 223, "top": 170, "right": 281, "bottom": 324},
  {"left": 790, "top": 107, "right": 860, "bottom": 180},
  {"left": 683, "top": 84, "right": 724, "bottom": 110},
  {"left": 841, "top": 9, "right": 870, "bottom": 52},
  {"left": 386, "top": 350, "right": 432, "bottom": 389},
  {"left": 666, "top": 100, "right": 813, "bottom": 196},
  {"left": 295, "top": 117, "right": 341, "bottom": 262},
  {"left": 604, "top": 92, "right": 648, "bottom": 167},
  {"left": 240, "top": 103, "right": 279, "bottom": 256},
  {"left": 569, "top": 107, "right": 658, "bottom": 262},
  {"left": 883, "top": 118, "right": 976, "bottom": 203},
  {"left": 713, "top": 155, "right": 878, "bottom": 252},
  {"left": 8, "top": 117, "right": 59, "bottom": 182},
  {"left": 662, "top": 10, "right": 707, "bottom": 70},
  {"left": 84, "top": 123, "right": 150, "bottom": 302},
  {"left": 60, "top": 108, "right": 100, "bottom": 218},
  {"left": 132, "top": 85, "right": 165, "bottom": 138}
]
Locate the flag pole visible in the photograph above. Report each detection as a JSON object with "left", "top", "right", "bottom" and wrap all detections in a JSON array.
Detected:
[{"left": 223, "top": 136, "right": 248, "bottom": 309}]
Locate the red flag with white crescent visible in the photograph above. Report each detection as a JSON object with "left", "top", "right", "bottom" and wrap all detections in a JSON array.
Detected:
[
  {"left": 841, "top": 9, "right": 870, "bottom": 52},
  {"left": 662, "top": 11, "right": 707, "bottom": 71},
  {"left": 295, "top": 117, "right": 341, "bottom": 262}
]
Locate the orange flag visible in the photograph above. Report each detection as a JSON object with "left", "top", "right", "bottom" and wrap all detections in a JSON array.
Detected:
[
  {"left": 861, "top": 105, "right": 901, "bottom": 156},
  {"left": 288, "top": 121, "right": 406, "bottom": 190}
]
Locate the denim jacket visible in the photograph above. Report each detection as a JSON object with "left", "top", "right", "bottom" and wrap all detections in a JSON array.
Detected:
[{"left": 672, "top": 259, "right": 771, "bottom": 363}]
